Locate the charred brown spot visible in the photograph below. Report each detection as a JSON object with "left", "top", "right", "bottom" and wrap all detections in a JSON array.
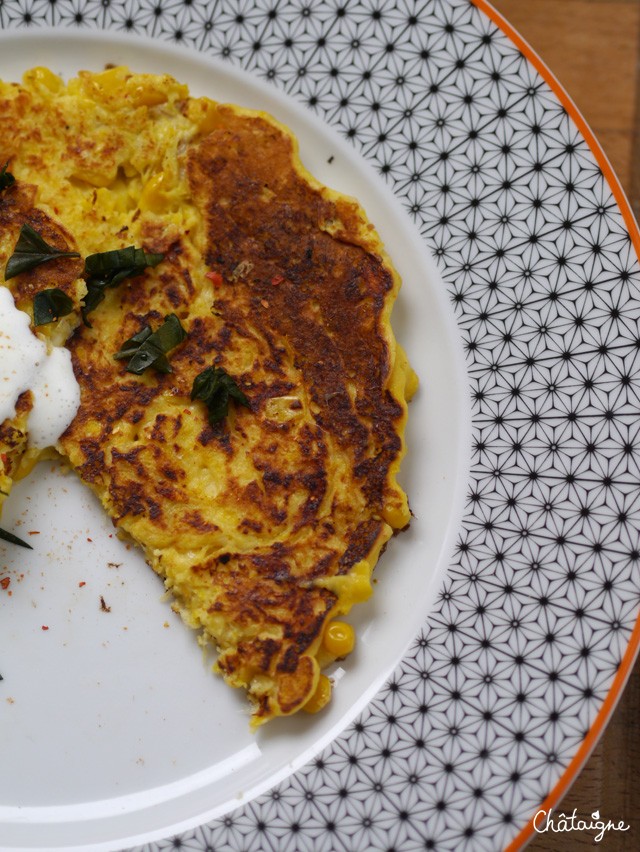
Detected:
[
  {"left": 276, "top": 645, "right": 299, "bottom": 674},
  {"left": 339, "top": 519, "right": 385, "bottom": 573},
  {"left": 162, "top": 466, "right": 180, "bottom": 481},
  {"left": 184, "top": 510, "right": 219, "bottom": 532},
  {"left": 76, "top": 439, "right": 105, "bottom": 483}
]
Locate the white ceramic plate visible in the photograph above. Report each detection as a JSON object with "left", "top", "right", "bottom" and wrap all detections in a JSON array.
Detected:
[
  {"left": 0, "top": 3, "right": 639, "bottom": 851},
  {"left": 0, "top": 25, "right": 468, "bottom": 852}
]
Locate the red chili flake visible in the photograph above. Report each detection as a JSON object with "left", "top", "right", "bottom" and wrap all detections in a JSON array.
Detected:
[
  {"left": 0, "top": 453, "right": 8, "bottom": 466},
  {"left": 205, "top": 270, "right": 223, "bottom": 286},
  {"left": 261, "top": 299, "right": 270, "bottom": 308},
  {"left": 78, "top": 581, "right": 86, "bottom": 588},
  {"left": 41, "top": 625, "right": 49, "bottom": 631},
  {"left": 271, "top": 274, "right": 284, "bottom": 286},
  {"left": 87, "top": 537, "right": 93, "bottom": 543},
  {"left": 28, "top": 531, "right": 40, "bottom": 536},
  {"left": 0, "top": 578, "right": 10, "bottom": 590}
]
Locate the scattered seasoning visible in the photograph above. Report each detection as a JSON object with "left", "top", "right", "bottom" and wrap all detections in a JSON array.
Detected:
[
  {"left": 0, "top": 578, "right": 10, "bottom": 590},
  {"left": 261, "top": 299, "right": 270, "bottom": 308},
  {"left": 107, "top": 562, "right": 122, "bottom": 569},
  {"left": 100, "top": 595, "right": 111, "bottom": 613},
  {"left": 271, "top": 274, "right": 284, "bottom": 286},
  {"left": 190, "top": 365, "right": 250, "bottom": 426},
  {"left": 33, "top": 288, "right": 74, "bottom": 326},
  {"left": 327, "top": 155, "right": 335, "bottom": 164},
  {"left": 41, "top": 625, "right": 49, "bottom": 631},
  {"left": 0, "top": 161, "right": 15, "bottom": 191},
  {"left": 5, "top": 223, "right": 80, "bottom": 280},
  {"left": 114, "top": 313, "right": 187, "bottom": 375},
  {"left": 205, "top": 270, "right": 223, "bottom": 286},
  {"left": 78, "top": 581, "right": 86, "bottom": 587}
]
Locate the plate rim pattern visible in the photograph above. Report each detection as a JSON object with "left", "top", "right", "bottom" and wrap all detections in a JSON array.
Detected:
[{"left": 0, "top": 1, "right": 639, "bottom": 850}]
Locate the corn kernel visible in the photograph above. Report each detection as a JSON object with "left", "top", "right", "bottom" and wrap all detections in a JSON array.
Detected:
[
  {"left": 323, "top": 620, "right": 355, "bottom": 657},
  {"left": 127, "top": 81, "right": 169, "bottom": 108},
  {"left": 14, "top": 448, "right": 53, "bottom": 481},
  {"left": 23, "top": 66, "right": 63, "bottom": 94},
  {"left": 139, "top": 172, "right": 170, "bottom": 213},
  {"left": 90, "top": 66, "right": 127, "bottom": 95},
  {"left": 303, "top": 674, "right": 332, "bottom": 714},
  {"left": 382, "top": 492, "right": 410, "bottom": 528},
  {"left": 405, "top": 365, "right": 419, "bottom": 401}
]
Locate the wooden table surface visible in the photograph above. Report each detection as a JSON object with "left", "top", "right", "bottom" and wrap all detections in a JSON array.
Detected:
[{"left": 486, "top": 2, "right": 640, "bottom": 848}]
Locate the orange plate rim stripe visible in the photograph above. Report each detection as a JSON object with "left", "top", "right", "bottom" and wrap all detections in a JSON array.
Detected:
[{"left": 469, "top": 1, "right": 640, "bottom": 850}]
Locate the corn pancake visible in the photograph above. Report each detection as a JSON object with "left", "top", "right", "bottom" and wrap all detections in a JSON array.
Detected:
[{"left": 0, "top": 67, "right": 417, "bottom": 724}]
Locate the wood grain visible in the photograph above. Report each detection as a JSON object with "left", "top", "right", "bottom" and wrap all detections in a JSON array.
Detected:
[
  {"left": 485, "top": 0, "right": 640, "bottom": 848},
  {"left": 490, "top": 0, "right": 639, "bottom": 207}
]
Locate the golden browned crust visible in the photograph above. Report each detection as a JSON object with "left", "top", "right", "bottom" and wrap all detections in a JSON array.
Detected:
[
  {"left": 1, "top": 68, "right": 414, "bottom": 723},
  {"left": 187, "top": 111, "right": 403, "bottom": 504}
]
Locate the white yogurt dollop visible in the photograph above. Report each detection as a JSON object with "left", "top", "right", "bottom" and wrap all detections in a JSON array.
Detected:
[{"left": 0, "top": 286, "right": 80, "bottom": 449}]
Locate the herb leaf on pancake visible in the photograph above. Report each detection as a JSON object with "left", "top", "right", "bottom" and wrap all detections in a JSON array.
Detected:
[
  {"left": 5, "top": 223, "right": 80, "bottom": 280},
  {"left": 33, "top": 287, "right": 74, "bottom": 326},
  {"left": 191, "top": 365, "right": 250, "bottom": 426},
  {"left": 82, "top": 245, "right": 164, "bottom": 325},
  {"left": 114, "top": 313, "right": 187, "bottom": 375}
]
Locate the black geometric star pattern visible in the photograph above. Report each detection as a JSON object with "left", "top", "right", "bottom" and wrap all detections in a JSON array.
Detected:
[{"left": 5, "top": 1, "right": 640, "bottom": 850}]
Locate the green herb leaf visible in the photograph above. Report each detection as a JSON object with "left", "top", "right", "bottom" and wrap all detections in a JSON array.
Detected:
[
  {"left": 114, "top": 313, "right": 186, "bottom": 375},
  {"left": 113, "top": 325, "right": 153, "bottom": 361},
  {"left": 0, "top": 526, "right": 33, "bottom": 549},
  {"left": 0, "top": 161, "right": 15, "bottom": 191},
  {"left": 190, "top": 366, "right": 250, "bottom": 426},
  {"left": 81, "top": 282, "right": 106, "bottom": 324},
  {"left": 5, "top": 223, "right": 81, "bottom": 280},
  {"left": 82, "top": 246, "right": 164, "bottom": 326},
  {"left": 84, "top": 245, "right": 164, "bottom": 289},
  {"left": 33, "top": 288, "right": 74, "bottom": 326}
]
